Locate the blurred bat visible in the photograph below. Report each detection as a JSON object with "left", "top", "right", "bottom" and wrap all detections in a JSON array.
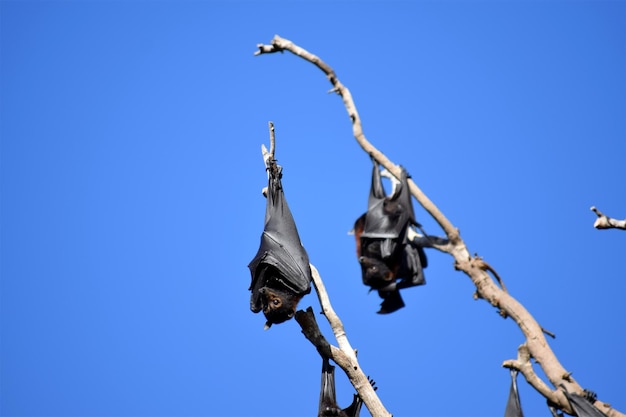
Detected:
[
  {"left": 563, "top": 390, "right": 606, "bottom": 417},
  {"left": 248, "top": 158, "right": 312, "bottom": 329},
  {"left": 353, "top": 159, "right": 427, "bottom": 314},
  {"left": 504, "top": 369, "right": 524, "bottom": 417},
  {"left": 318, "top": 356, "right": 375, "bottom": 417}
]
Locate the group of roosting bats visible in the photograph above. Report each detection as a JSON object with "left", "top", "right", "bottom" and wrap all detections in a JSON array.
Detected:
[
  {"left": 247, "top": 153, "right": 426, "bottom": 416},
  {"left": 248, "top": 153, "right": 606, "bottom": 417},
  {"left": 249, "top": 156, "right": 425, "bottom": 325}
]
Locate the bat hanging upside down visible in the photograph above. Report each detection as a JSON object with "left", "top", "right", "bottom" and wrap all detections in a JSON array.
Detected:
[
  {"left": 248, "top": 157, "right": 312, "bottom": 329},
  {"left": 318, "top": 356, "right": 374, "bottom": 417},
  {"left": 353, "top": 159, "right": 428, "bottom": 314}
]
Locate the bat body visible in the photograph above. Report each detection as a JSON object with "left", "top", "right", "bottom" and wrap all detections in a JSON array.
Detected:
[
  {"left": 354, "top": 160, "right": 427, "bottom": 314},
  {"left": 248, "top": 158, "right": 312, "bottom": 329},
  {"left": 318, "top": 357, "right": 364, "bottom": 417}
]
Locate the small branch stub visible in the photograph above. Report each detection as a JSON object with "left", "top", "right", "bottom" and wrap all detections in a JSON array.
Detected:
[{"left": 590, "top": 206, "right": 626, "bottom": 230}]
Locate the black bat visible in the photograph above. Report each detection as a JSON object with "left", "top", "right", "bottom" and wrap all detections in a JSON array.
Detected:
[
  {"left": 353, "top": 159, "right": 427, "bottom": 314},
  {"left": 248, "top": 158, "right": 312, "bottom": 329},
  {"left": 318, "top": 356, "right": 372, "bottom": 417},
  {"left": 504, "top": 369, "right": 524, "bottom": 417}
]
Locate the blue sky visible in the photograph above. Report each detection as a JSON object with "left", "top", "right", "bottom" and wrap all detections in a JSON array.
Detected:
[{"left": 1, "top": 1, "right": 624, "bottom": 416}]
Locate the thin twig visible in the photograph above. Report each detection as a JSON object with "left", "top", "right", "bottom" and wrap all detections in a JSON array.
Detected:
[{"left": 268, "top": 121, "right": 276, "bottom": 160}]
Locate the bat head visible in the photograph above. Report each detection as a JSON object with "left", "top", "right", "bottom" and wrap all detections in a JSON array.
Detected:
[
  {"left": 258, "top": 287, "right": 301, "bottom": 329},
  {"left": 358, "top": 256, "right": 395, "bottom": 288}
]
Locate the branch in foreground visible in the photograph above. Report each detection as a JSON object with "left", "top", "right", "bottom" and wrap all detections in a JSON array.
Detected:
[
  {"left": 303, "top": 264, "right": 391, "bottom": 417},
  {"left": 590, "top": 206, "right": 626, "bottom": 230},
  {"left": 295, "top": 308, "right": 387, "bottom": 417},
  {"left": 255, "top": 35, "right": 623, "bottom": 417}
]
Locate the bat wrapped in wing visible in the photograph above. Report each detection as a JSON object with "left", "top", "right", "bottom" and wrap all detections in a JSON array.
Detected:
[
  {"left": 318, "top": 356, "right": 375, "bottom": 417},
  {"left": 248, "top": 158, "right": 312, "bottom": 329},
  {"left": 353, "top": 159, "right": 427, "bottom": 314}
]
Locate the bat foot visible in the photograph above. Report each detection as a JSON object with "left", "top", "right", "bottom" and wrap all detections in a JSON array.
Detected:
[{"left": 377, "top": 290, "right": 405, "bottom": 314}]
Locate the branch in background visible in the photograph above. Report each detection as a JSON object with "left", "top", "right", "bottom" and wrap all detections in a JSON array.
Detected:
[
  {"left": 255, "top": 35, "right": 460, "bottom": 244},
  {"left": 255, "top": 35, "right": 623, "bottom": 417},
  {"left": 590, "top": 206, "right": 626, "bottom": 230}
]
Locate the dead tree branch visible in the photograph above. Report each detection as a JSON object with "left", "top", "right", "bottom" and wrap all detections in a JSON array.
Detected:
[
  {"left": 591, "top": 206, "right": 626, "bottom": 230},
  {"left": 304, "top": 264, "right": 391, "bottom": 417},
  {"left": 255, "top": 35, "right": 623, "bottom": 417}
]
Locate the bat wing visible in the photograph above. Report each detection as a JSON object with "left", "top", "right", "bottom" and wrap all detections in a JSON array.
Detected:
[
  {"left": 377, "top": 289, "right": 405, "bottom": 314},
  {"left": 342, "top": 394, "right": 364, "bottom": 417},
  {"left": 248, "top": 164, "right": 311, "bottom": 311},
  {"left": 504, "top": 370, "right": 524, "bottom": 417},
  {"left": 367, "top": 159, "right": 386, "bottom": 208},
  {"left": 318, "top": 356, "right": 364, "bottom": 417},
  {"left": 318, "top": 357, "right": 341, "bottom": 417},
  {"left": 361, "top": 163, "right": 414, "bottom": 240},
  {"left": 396, "top": 165, "right": 416, "bottom": 228},
  {"left": 563, "top": 391, "right": 607, "bottom": 417},
  {"left": 353, "top": 213, "right": 366, "bottom": 259},
  {"left": 396, "top": 243, "right": 427, "bottom": 289}
]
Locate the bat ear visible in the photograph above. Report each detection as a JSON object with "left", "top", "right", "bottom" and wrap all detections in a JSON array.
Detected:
[{"left": 264, "top": 321, "right": 272, "bottom": 330}]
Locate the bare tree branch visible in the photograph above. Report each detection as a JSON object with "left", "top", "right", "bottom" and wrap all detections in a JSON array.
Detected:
[
  {"left": 256, "top": 34, "right": 459, "bottom": 243},
  {"left": 255, "top": 35, "right": 624, "bottom": 417},
  {"left": 295, "top": 305, "right": 390, "bottom": 417},
  {"left": 503, "top": 344, "right": 559, "bottom": 402},
  {"left": 591, "top": 206, "right": 626, "bottom": 230},
  {"left": 307, "top": 264, "right": 391, "bottom": 417}
]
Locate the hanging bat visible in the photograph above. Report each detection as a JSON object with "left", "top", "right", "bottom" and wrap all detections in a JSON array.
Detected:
[
  {"left": 353, "top": 159, "right": 427, "bottom": 314},
  {"left": 504, "top": 369, "right": 524, "bottom": 417},
  {"left": 248, "top": 158, "right": 312, "bottom": 329},
  {"left": 318, "top": 356, "right": 374, "bottom": 417}
]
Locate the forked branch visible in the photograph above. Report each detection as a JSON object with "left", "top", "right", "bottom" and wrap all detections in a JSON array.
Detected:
[{"left": 255, "top": 35, "right": 623, "bottom": 417}]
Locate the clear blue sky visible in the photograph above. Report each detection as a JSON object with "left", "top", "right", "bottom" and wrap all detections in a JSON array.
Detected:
[{"left": 2, "top": 1, "right": 625, "bottom": 416}]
